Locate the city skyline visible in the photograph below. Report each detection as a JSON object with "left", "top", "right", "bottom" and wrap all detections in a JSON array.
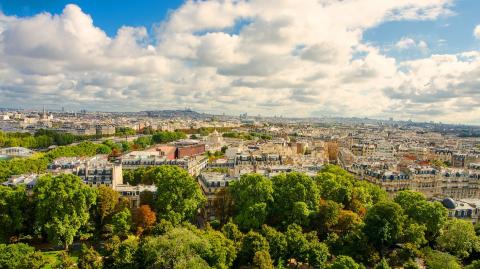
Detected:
[{"left": 1, "top": 0, "right": 480, "bottom": 124}]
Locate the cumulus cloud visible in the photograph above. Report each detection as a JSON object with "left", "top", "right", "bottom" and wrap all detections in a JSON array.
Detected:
[
  {"left": 1, "top": 0, "right": 479, "bottom": 123},
  {"left": 395, "top": 37, "right": 429, "bottom": 53},
  {"left": 474, "top": 25, "right": 480, "bottom": 39}
]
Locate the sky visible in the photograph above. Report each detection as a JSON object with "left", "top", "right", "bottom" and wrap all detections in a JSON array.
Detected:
[{"left": 0, "top": 0, "right": 479, "bottom": 124}]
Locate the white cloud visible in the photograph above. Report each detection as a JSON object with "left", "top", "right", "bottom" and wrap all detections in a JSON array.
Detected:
[
  {"left": 474, "top": 25, "right": 480, "bottom": 39},
  {"left": 395, "top": 37, "right": 429, "bottom": 53},
  {"left": 1, "top": 0, "right": 479, "bottom": 123},
  {"left": 395, "top": 38, "right": 417, "bottom": 49}
]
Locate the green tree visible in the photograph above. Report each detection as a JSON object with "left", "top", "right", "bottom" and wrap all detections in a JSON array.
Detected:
[
  {"left": 0, "top": 185, "right": 28, "bottom": 242},
  {"left": 313, "top": 199, "right": 341, "bottom": 236},
  {"left": 0, "top": 243, "right": 47, "bottom": 269},
  {"left": 285, "top": 224, "right": 329, "bottom": 268},
  {"left": 96, "top": 185, "right": 120, "bottom": 224},
  {"left": 437, "top": 218, "right": 480, "bottom": 258},
  {"left": 423, "top": 249, "right": 461, "bottom": 269},
  {"left": 466, "top": 260, "right": 480, "bottom": 269},
  {"left": 33, "top": 174, "right": 97, "bottom": 249},
  {"left": 270, "top": 172, "right": 320, "bottom": 226},
  {"left": 261, "top": 225, "right": 287, "bottom": 264},
  {"left": 139, "top": 227, "right": 234, "bottom": 269},
  {"left": 374, "top": 258, "right": 391, "bottom": 269},
  {"left": 222, "top": 221, "right": 243, "bottom": 249},
  {"left": 329, "top": 255, "right": 360, "bottom": 269},
  {"left": 54, "top": 251, "right": 76, "bottom": 269},
  {"left": 229, "top": 174, "right": 273, "bottom": 230},
  {"left": 394, "top": 191, "right": 447, "bottom": 240},
  {"left": 363, "top": 201, "right": 404, "bottom": 254},
  {"left": 253, "top": 250, "right": 274, "bottom": 269},
  {"left": 110, "top": 236, "right": 139, "bottom": 269},
  {"left": 78, "top": 244, "right": 103, "bottom": 269},
  {"left": 111, "top": 207, "right": 132, "bottom": 238},
  {"left": 239, "top": 231, "right": 270, "bottom": 265},
  {"left": 152, "top": 166, "right": 205, "bottom": 224},
  {"left": 315, "top": 165, "right": 354, "bottom": 206}
]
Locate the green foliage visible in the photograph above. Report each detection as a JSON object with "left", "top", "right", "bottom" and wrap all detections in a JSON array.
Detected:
[
  {"left": 0, "top": 185, "right": 28, "bottom": 242},
  {"left": 374, "top": 258, "right": 391, "bottom": 269},
  {"left": 329, "top": 255, "right": 360, "bottom": 269},
  {"left": 229, "top": 174, "right": 273, "bottom": 230},
  {"left": 253, "top": 250, "right": 274, "bottom": 269},
  {"left": 139, "top": 227, "right": 235, "bottom": 269},
  {"left": 111, "top": 208, "right": 132, "bottom": 238},
  {"left": 313, "top": 199, "right": 342, "bottom": 236},
  {"left": 152, "top": 166, "right": 206, "bottom": 224},
  {"left": 151, "top": 131, "right": 186, "bottom": 144},
  {"left": 96, "top": 185, "right": 119, "bottom": 224},
  {"left": 261, "top": 225, "right": 287, "bottom": 264},
  {"left": 423, "top": 248, "right": 461, "bottom": 269},
  {"left": 394, "top": 191, "right": 447, "bottom": 240},
  {"left": 0, "top": 129, "right": 95, "bottom": 149},
  {"left": 285, "top": 224, "right": 329, "bottom": 268},
  {"left": 0, "top": 243, "right": 47, "bottom": 269},
  {"left": 270, "top": 172, "right": 319, "bottom": 227},
  {"left": 110, "top": 236, "right": 139, "bottom": 269},
  {"left": 466, "top": 260, "right": 480, "bottom": 269},
  {"left": 33, "top": 174, "right": 97, "bottom": 249},
  {"left": 78, "top": 244, "right": 103, "bottom": 269},
  {"left": 238, "top": 231, "right": 270, "bottom": 265},
  {"left": 437, "top": 218, "right": 480, "bottom": 258},
  {"left": 54, "top": 251, "right": 77, "bottom": 269},
  {"left": 363, "top": 201, "right": 404, "bottom": 252},
  {"left": 115, "top": 127, "right": 136, "bottom": 136}
]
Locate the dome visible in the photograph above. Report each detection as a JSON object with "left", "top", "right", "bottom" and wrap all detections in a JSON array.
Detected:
[{"left": 442, "top": 198, "right": 456, "bottom": 209}]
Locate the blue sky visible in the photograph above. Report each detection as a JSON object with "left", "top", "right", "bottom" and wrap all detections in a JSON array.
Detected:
[
  {"left": 0, "top": 0, "right": 184, "bottom": 36},
  {"left": 0, "top": 0, "right": 479, "bottom": 123},
  {"left": 364, "top": 0, "right": 480, "bottom": 59}
]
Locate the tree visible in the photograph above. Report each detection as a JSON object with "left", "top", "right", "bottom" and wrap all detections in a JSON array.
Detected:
[
  {"left": 313, "top": 199, "right": 341, "bottom": 236},
  {"left": 374, "top": 258, "right": 391, "bottom": 269},
  {"left": 466, "top": 260, "right": 480, "bottom": 269},
  {"left": 437, "top": 218, "right": 480, "bottom": 258},
  {"left": 423, "top": 249, "right": 461, "bottom": 269},
  {"left": 261, "top": 225, "right": 287, "bottom": 264},
  {"left": 0, "top": 243, "right": 47, "bottom": 269},
  {"left": 54, "top": 251, "right": 76, "bottom": 269},
  {"left": 316, "top": 165, "right": 354, "bottom": 206},
  {"left": 111, "top": 207, "right": 132, "bottom": 238},
  {"left": 239, "top": 231, "right": 270, "bottom": 265},
  {"left": 110, "top": 236, "right": 139, "bottom": 269},
  {"left": 229, "top": 174, "right": 273, "bottom": 230},
  {"left": 270, "top": 172, "right": 320, "bottom": 226},
  {"left": 152, "top": 166, "right": 206, "bottom": 224},
  {"left": 329, "top": 255, "right": 360, "bottom": 269},
  {"left": 78, "top": 244, "right": 103, "bottom": 269},
  {"left": 394, "top": 191, "right": 447, "bottom": 240},
  {"left": 222, "top": 221, "right": 243, "bottom": 248},
  {"left": 363, "top": 201, "right": 404, "bottom": 254},
  {"left": 133, "top": 205, "right": 156, "bottom": 235},
  {"left": 253, "top": 250, "right": 274, "bottom": 269},
  {"left": 0, "top": 185, "right": 28, "bottom": 242},
  {"left": 138, "top": 227, "right": 235, "bottom": 269},
  {"left": 285, "top": 224, "right": 329, "bottom": 268},
  {"left": 96, "top": 185, "right": 119, "bottom": 224},
  {"left": 33, "top": 174, "right": 97, "bottom": 249}
]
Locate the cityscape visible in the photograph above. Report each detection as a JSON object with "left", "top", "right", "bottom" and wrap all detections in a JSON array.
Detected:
[{"left": 1, "top": 1, "right": 480, "bottom": 269}]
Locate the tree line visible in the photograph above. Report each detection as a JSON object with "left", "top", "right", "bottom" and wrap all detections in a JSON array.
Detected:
[{"left": 2, "top": 165, "right": 480, "bottom": 268}]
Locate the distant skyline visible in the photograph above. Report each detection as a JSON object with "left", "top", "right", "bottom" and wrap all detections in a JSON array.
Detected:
[{"left": 0, "top": 0, "right": 480, "bottom": 124}]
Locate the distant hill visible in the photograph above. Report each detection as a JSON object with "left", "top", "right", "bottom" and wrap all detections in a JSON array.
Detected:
[{"left": 143, "top": 109, "right": 207, "bottom": 119}]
